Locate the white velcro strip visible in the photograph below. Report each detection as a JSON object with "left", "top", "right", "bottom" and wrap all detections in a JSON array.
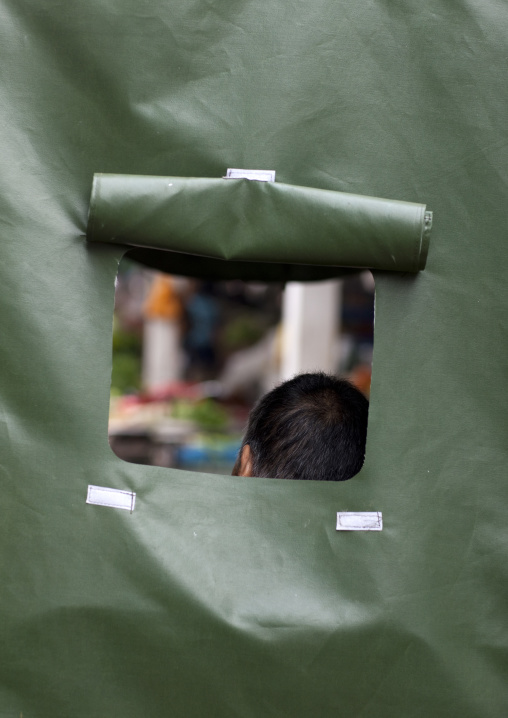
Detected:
[
  {"left": 86, "top": 485, "right": 136, "bottom": 512},
  {"left": 336, "top": 512, "right": 382, "bottom": 531},
  {"left": 224, "top": 168, "right": 276, "bottom": 182}
]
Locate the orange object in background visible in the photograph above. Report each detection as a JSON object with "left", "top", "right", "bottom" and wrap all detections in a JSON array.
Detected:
[
  {"left": 143, "top": 274, "right": 183, "bottom": 321},
  {"left": 348, "top": 364, "right": 371, "bottom": 397}
]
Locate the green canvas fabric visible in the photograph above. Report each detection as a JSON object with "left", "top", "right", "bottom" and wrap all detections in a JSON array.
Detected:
[
  {"left": 87, "top": 173, "right": 431, "bottom": 275},
  {"left": 1, "top": 1, "right": 507, "bottom": 717}
]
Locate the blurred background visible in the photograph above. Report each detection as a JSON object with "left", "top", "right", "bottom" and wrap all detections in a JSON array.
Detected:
[{"left": 109, "top": 255, "right": 374, "bottom": 474}]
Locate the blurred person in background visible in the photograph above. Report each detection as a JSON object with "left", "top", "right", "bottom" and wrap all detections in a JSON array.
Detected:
[{"left": 183, "top": 281, "right": 220, "bottom": 381}]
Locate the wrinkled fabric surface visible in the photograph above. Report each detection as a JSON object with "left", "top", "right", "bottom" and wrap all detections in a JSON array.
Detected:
[{"left": 0, "top": 1, "right": 507, "bottom": 716}]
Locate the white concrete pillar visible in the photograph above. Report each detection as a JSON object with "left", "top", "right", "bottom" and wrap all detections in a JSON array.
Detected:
[
  {"left": 280, "top": 279, "right": 342, "bottom": 381},
  {"left": 142, "top": 319, "right": 183, "bottom": 391}
]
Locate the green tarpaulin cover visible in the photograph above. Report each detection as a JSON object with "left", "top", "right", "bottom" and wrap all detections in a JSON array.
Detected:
[{"left": 1, "top": 1, "right": 507, "bottom": 716}]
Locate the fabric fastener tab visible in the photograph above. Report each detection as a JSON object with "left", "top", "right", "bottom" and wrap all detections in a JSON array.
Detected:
[
  {"left": 224, "top": 168, "right": 275, "bottom": 182},
  {"left": 336, "top": 512, "right": 382, "bottom": 531},
  {"left": 86, "top": 485, "right": 136, "bottom": 512}
]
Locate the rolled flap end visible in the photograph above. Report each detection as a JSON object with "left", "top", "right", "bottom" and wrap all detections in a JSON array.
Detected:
[
  {"left": 418, "top": 210, "right": 433, "bottom": 270},
  {"left": 87, "top": 173, "right": 104, "bottom": 240}
]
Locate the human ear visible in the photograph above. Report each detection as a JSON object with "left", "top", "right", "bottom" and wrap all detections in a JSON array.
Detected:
[{"left": 232, "top": 444, "right": 253, "bottom": 477}]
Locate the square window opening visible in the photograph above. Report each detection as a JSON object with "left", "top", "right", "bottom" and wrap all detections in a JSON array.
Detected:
[{"left": 109, "top": 254, "right": 374, "bottom": 480}]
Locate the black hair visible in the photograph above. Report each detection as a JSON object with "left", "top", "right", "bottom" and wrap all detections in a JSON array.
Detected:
[{"left": 236, "top": 372, "right": 369, "bottom": 481}]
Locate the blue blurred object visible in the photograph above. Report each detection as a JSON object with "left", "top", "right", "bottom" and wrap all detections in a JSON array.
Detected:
[{"left": 177, "top": 439, "right": 241, "bottom": 472}]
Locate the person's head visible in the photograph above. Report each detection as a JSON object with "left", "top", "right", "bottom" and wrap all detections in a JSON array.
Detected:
[{"left": 232, "top": 372, "right": 369, "bottom": 481}]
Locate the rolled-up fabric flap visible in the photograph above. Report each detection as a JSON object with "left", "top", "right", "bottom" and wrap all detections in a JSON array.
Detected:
[{"left": 87, "top": 174, "right": 432, "bottom": 273}]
